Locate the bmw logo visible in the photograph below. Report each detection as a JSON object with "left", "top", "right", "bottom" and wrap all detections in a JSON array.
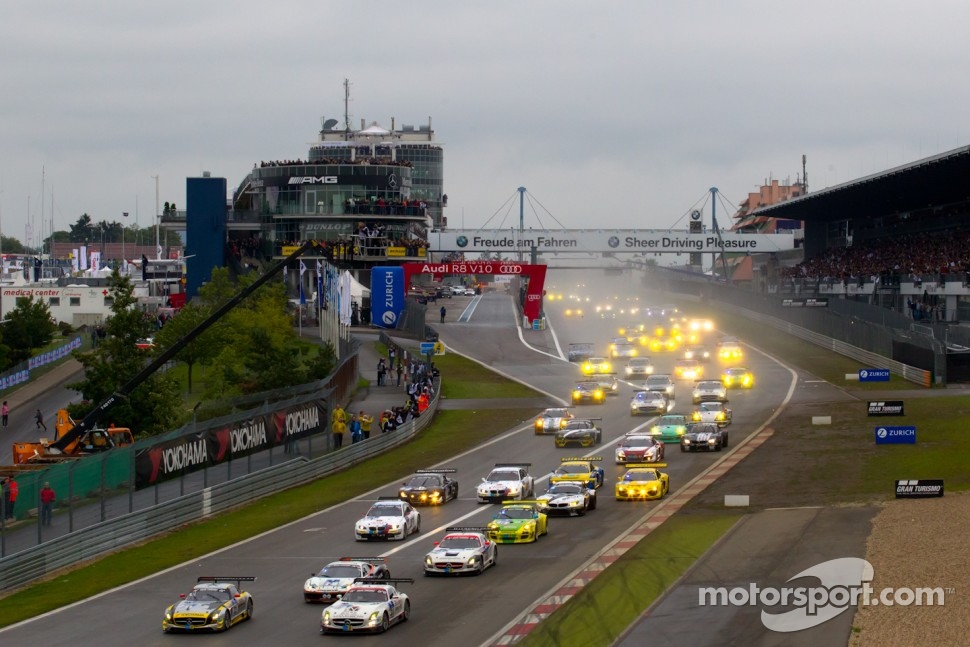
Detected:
[
  {"left": 382, "top": 311, "right": 397, "bottom": 326},
  {"left": 608, "top": 236, "right": 620, "bottom": 248},
  {"left": 456, "top": 235, "right": 468, "bottom": 248},
  {"left": 876, "top": 428, "right": 887, "bottom": 439}
]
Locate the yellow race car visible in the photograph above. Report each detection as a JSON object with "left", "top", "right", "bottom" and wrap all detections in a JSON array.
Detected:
[
  {"left": 721, "top": 367, "right": 754, "bottom": 388},
  {"left": 581, "top": 357, "right": 612, "bottom": 375},
  {"left": 717, "top": 339, "right": 743, "bottom": 361},
  {"left": 615, "top": 464, "right": 669, "bottom": 501},
  {"left": 486, "top": 501, "right": 548, "bottom": 543},
  {"left": 549, "top": 457, "right": 605, "bottom": 489}
]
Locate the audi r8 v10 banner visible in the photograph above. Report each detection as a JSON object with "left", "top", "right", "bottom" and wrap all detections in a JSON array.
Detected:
[{"left": 135, "top": 401, "right": 327, "bottom": 487}]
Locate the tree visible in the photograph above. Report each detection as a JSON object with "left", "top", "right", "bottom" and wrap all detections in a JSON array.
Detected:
[
  {"left": 67, "top": 269, "right": 185, "bottom": 435},
  {"left": 0, "top": 234, "right": 26, "bottom": 254},
  {"left": 68, "top": 214, "right": 94, "bottom": 243},
  {"left": 153, "top": 302, "right": 219, "bottom": 393},
  {"left": 2, "top": 296, "right": 57, "bottom": 366}
]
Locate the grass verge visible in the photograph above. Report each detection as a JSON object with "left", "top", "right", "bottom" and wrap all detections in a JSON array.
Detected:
[
  {"left": 0, "top": 407, "right": 536, "bottom": 626},
  {"left": 516, "top": 512, "right": 742, "bottom": 647}
]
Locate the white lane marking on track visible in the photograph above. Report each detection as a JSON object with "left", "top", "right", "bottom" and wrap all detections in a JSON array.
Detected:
[
  {"left": 458, "top": 295, "right": 481, "bottom": 322},
  {"left": 511, "top": 297, "right": 570, "bottom": 363}
]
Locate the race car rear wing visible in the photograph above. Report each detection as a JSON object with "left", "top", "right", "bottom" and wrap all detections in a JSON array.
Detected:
[
  {"left": 445, "top": 526, "right": 489, "bottom": 533},
  {"left": 560, "top": 456, "right": 603, "bottom": 462},
  {"left": 416, "top": 468, "right": 457, "bottom": 474},
  {"left": 625, "top": 463, "right": 668, "bottom": 468},
  {"left": 353, "top": 578, "right": 415, "bottom": 585},
  {"left": 196, "top": 576, "right": 257, "bottom": 588},
  {"left": 340, "top": 557, "right": 387, "bottom": 564},
  {"left": 494, "top": 462, "right": 532, "bottom": 467}
]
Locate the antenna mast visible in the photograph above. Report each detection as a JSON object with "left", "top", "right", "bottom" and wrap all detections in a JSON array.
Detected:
[
  {"left": 802, "top": 154, "right": 808, "bottom": 192},
  {"left": 343, "top": 78, "right": 352, "bottom": 133}
]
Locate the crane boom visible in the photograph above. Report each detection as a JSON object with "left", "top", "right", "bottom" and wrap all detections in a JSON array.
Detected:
[{"left": 47, "top": 241, "right": 320, "bottom": 454}]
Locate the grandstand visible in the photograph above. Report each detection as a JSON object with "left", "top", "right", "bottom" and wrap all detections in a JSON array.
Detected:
[{"left": 682, "top": 144, "right": 970, "bottom": 383}]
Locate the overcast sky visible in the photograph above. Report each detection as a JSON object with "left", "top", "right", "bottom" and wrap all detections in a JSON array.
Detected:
[{"left": 1, "top": 1, "right": 968, "bottom": 248}]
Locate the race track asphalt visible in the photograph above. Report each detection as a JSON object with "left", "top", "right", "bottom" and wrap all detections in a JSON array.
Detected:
[{"left": 616, "top": 505, "right": 879, "bottom": 647}]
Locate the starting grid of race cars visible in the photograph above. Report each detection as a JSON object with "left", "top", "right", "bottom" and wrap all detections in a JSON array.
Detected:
[{"left": 161, "top": 315, "right": 760, "bottom": 637}]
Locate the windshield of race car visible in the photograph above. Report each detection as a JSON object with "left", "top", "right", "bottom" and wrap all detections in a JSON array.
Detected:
[
  {"left": 438, "top": 536, "right": 484, "bottom": 549},
  {"left": 317, "top": 565, "right": 363, "bottom": 578},
  {"left": 620, "top": 436, "right": 655, "bottom": 448},
  {"left": 404, "top": 475, "right": 442, "bottom": 488},
  {"left": 562, "top": 420, "right": 594, "bottom": 430},
  {"left": 697, "top": 381, "right": 722, "bottom": 390},
  {"left": 555, "top": 463, "right": 590, "bottom": 475},
  {"left": 624, "top": 469, "right": 659, "bottom": 481},
  {"left": 544, "top": 409, "right": 569, "bottom": 418},
  {"left": 547, "top": 483, "right": 585, "bottom": 494},
  {"left": 499, "top": 507, "right": 536, "bottom": 519},
  {"left": 699, "top": 403, "right": 722, "bottom": 412},
  {"left": 366, "top": 503, "right": 403, "bottom": 517},
  {"left": 341, "top": 589, "right": 389, "bottom": 603},
  {"left": 186, "top": 588, "right": 232, "bottom": 603},
  {"left": 486, "top": 470, "right": 521, "bottom": 482},
  {"left": 632, "top": 392, "right": 661, "bottom": 402},
  {"left": 658, "top": 415, "right": 687, "bottom": 425}
]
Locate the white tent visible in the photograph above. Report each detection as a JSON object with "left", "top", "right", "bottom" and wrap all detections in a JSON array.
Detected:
[{"left": 342, "top": 271, "right": 370, "bottom": 299}]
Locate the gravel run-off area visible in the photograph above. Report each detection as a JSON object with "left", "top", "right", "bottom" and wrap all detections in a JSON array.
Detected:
[{"left": 849, "top": 490, "right": 968, "bottom": 647}]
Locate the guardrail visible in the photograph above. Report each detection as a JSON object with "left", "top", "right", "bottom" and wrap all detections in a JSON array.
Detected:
[
  {"left": 683, "top": 292, "right": 934, "bottom": 387},
  {"left": 0, "top": 386, "right": 440, "bottom": 593}
]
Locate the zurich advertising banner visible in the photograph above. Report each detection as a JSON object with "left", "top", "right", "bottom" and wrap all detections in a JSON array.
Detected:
[
  {"left": 875, "top": 426, "right": 916, "bottom": 444},
  {"left": 371, "top": 266, "right": 405, "bottom": 329}
]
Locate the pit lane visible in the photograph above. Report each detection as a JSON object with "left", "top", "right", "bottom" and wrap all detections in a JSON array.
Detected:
[{"left": 0, "top": 280, "right": 797, "bottom": 646}]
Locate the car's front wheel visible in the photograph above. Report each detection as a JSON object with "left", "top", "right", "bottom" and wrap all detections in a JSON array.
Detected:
[
  {"left": 379, "top": 612, "right": 390, "bottom": 633},
  {"left": 246, "top": 600, "right": 253, "bottom": 621},
  {"left": 401, "top": 601, "right": 411, "bottom": 622}
]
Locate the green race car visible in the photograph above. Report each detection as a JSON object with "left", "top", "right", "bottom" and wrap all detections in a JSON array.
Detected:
[
  {"left": 485, "top": 502, "right": 548, "bottom": 544},
  {"left": 649, "top": 414, "right": 690, "bottom": 442}
]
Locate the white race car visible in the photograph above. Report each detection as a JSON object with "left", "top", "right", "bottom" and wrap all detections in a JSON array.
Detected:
[
  {"left": 535, "top": 481, "right": 597, "bottom": 517},
  {"left": 424, "top": 527, "right": 498, "bottom": 576},
  {"left": 477, "top": 463, "right": 535, "bottom": 503},
  {"left": 354, "top": 498, "right": 421, "bottom": 541},
  {"left": 303, "top": 557, "right": 390, "bottom": 603},
  {"left": 534, "top": 407, "right": 574, "bottom": 434},
  {"left": 321, "top": 579, "right": 413, "bottom": 634},
  {"left": 692, "top": 380, "right": 728, "bottom": 403}
]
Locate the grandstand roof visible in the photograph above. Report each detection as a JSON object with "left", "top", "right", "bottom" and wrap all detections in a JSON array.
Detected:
[{"left": 749, "top": 144, "right": 970, "bottom": 223}]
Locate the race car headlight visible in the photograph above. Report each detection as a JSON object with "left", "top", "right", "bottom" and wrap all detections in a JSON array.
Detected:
[
  {"left": 165, "top": 611, "right": 173, "bottom": 620},
  {"left": 708, "top": 438, "right": 717, "bottom": 444},
  {"left": 467, "top": 556, "right": 479, "bottom": 566},
  {"left": 425, "top": 556, "right": 433, "bottom": 567},
  {"left": 570, "top": 499, "right": 581, "bottom": 507},
  {"left": 682, "top": 439, "right": 691, "bottom": 444},
  {"left": 368, "top": 612, "right": 380, "bottom": 626},
  {"left": 594, "top": 390, "right": 604, "bottom": 398},
  {"left": 625, "top": 367, "right": 633, "bottom": 375},
  {"left": 399, "top": 490, "right": 407, "bottom": 498},
  {"left": 536, "top": 419, "right": 544, "bottom": 428},
  {"left": 650, "top": 427, "right": 659, "bottom": 434},
  {"left": 508, "top": 485, "right": 521, "bottom": 495}
]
